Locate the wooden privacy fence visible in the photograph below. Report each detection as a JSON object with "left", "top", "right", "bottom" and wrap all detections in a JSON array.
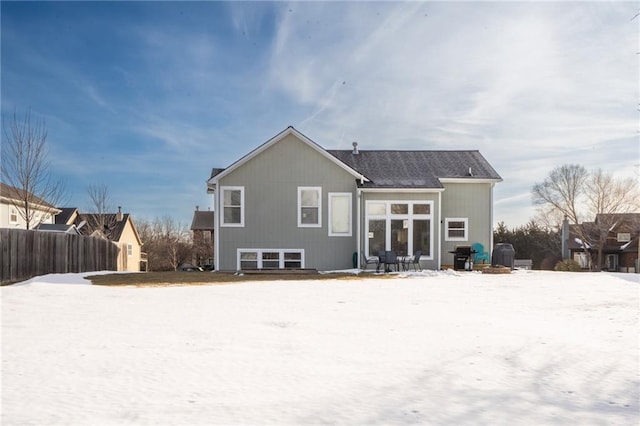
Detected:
[{"left": 0, "top": 228, "right": 119, "bottom": 285}]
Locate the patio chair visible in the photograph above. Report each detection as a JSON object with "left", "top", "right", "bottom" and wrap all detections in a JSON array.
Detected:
[
  {"left": 376, "top": 250, "right": 386, "bottom": 272},
  {"left": 361, "top": 251, "right": 380, "bottom": 271},
  {"left": 403, "top": 250, "right": 422, "bottom": 271},
  {"left": 383, "top": 250, "right": 399, "bottom": 272},
  {"left": 472, "top": 242, "right": 490, "bottom": 264}
]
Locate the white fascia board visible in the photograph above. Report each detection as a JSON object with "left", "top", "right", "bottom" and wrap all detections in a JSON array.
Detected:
[
  {"left": 0, "top": 197, "right": 62, "bottom": 214},
  {"left": 207, "top": 126, "right": 369, "bottom": 185},
  {"left": 439, "top": 178, "right": 503, "bottom": 184},
  {"left": 359, "top": 188, "right": 445, "bottom": 193},
  {"left": 206, "top": 180, "right": 216, "bottom": 194}
]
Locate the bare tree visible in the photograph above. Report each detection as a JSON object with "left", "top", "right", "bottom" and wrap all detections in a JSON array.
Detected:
[
  {"left": 532, "top": 164, "right": 588, "bottom": 225},
  {"left": 136, "top": 216, "right": 193, "bottom": 271},
  {"left": 1, "top": 108, "right": 66, "bottom": 229},
  {"left": 158, "top": 216, "right": 190, "bottom": 271},
  {"left": 85, "top": 183, "right": 117, "bottom": 235},
  {"left": 533, "top": 165, "right": 640, "bottom": 270},
  {"left": 584, "top": 170, "right": 639, "bottom": 217},
  {"left": 582, "top": 170, "right": 640, "bottom": 269}
]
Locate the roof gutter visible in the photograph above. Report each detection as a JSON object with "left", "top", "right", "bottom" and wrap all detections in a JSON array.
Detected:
[{"left": 439, "top": 178, "right": 503, "bottom": 184}]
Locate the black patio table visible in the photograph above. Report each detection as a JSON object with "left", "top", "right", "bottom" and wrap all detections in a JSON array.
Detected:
[{"left": 377, "top": 250, "right": 400, "bottom": 272}]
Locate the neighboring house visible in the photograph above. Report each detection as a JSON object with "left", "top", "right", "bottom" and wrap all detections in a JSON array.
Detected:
[
  {"left": 566, "top": 213, "right": 640, "bottom": 272},
  {"left": 0, "top": 182, "right": 61, "bottom": 229},
  {"left": 190, "top": 207, "right": 215, "bottom": 269},
  {"left": 56, "top": 207, "right": 145, "bottom": 272},
  {"left": 206, "top": 126, "right": 502, "bottom": 271}
]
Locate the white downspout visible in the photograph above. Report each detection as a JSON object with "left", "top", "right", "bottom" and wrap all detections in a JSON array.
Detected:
[
  {"left": 490, "top": 183, "right": 495, "bottom": 260},
  {"left": 214, "top": 185, "right": 220, "bottom": 272},
  {"left": 356, "top": 188, "right": 362, "bottom": 269},
  {"left": 438, "top": 190, "right": 442, "bottom": 270}
]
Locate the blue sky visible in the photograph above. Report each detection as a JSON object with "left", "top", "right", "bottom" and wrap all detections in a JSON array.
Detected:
[{"left": 2, "top": 1, "right": 638, "bottom": 229}]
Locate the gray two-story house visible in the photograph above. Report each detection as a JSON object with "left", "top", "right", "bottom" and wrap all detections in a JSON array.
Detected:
[{"left": 207, "top": 126, "right": 502, "bottom": 271}]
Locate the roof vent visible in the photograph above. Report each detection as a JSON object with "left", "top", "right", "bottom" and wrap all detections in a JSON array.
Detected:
[
  {"left": 352, "top": 142, "right": 359, "bottom": 155},
  {"left": 468, "top": 167, "right": 473, "bottom": 177}
]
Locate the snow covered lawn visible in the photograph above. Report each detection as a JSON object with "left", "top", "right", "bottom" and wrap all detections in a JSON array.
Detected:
[{"left": 2, "top": 270, "right": 638, "bottom": 425}]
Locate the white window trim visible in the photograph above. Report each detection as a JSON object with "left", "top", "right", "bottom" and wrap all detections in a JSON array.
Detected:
[
  {"left": 298, "top": 186, "right": 322, "bottom": 228},
  {"left": 328, "top": 192, "right": 352, "bottom": 237},
  {"left": 220, "top": 186, "right": 245, "bottom": 227},
  {"left": 617, "top": 233, "right": 631, "bottom": 242},
  {"left": 364, "top": 200, "right": 434, "bottom": 259},
  {"left": 237, "top": 249, "right": 305, "bottom": 270},
  {"left": 10, "top": 208, "right": 18, "bottom": 223},
  {"left": 445, "top": 217, "right": 468, "bottom": 241}
]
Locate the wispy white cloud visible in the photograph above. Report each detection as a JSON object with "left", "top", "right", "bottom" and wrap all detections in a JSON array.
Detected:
[
  {"left": 262, "top": 1, "right": 637, "bottom": 225},
  {"left": 3, "top": 1, "right": 636, "bottom": 228}
]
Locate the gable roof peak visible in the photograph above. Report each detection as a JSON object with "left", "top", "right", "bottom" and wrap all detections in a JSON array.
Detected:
[{"left": 207, "top": 126, "right": 368, "bottom": 186}]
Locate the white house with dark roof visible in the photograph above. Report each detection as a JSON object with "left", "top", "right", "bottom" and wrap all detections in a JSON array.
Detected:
[
  {"left": 206, "top": 126, "right": 502, "bottom": 271},
  {"left": 0, "top": 183, "right": 61, "bottom": 229}
]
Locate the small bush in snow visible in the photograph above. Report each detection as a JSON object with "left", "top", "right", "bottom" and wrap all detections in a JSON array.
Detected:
[{"left": 554, "top": 259, "right": 583, "bottom": 272}]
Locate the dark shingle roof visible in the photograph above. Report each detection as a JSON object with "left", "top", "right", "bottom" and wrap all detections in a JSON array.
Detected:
[
  {"left": 210, "top": 168, "right": 225, "bottom": 179},
  {"left": 55, "top": 207, "right": 78, "bottom": 225},
  {"left": 0, "top": 182, "right": 58, "bottom": 208},
  {"left": 75, "top": 213, "right": 130, "bottom": 242},
  {"left": 327, "top": 150, "right": 502, "bottom": 188},
  {"left": 191, "top": 210, "right": 215, "bottom": 230}
]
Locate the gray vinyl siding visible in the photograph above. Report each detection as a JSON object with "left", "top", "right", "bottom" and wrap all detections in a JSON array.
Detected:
[
  {"left": 440, "top": 182, "right": 494, "bottom": 265},
  {"left": 359, "top": 191, "right": 441, "bottom": 270},
  {"left": 217, "top": 134, "right": 357, "bottom": 271}
]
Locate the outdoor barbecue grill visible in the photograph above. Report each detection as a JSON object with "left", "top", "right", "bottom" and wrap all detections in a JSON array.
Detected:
[{"left": 449, "top": 246, "right": 476, "bottom": 271}]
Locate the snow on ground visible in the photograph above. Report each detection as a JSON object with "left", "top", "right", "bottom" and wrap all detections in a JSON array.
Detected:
[{"left": 1, "top": 270, "right": 638, "bottom": 425}]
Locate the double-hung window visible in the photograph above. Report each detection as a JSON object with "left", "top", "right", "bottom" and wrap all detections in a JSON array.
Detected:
[
  {"left": 10, "top": 208, "right": 18, "bottom": 223},
  {"left": 298, "top": 187, "right": 321, "bottom": 227},
  {"left": 328, "top": 192, "right": 352, "bottom": 236},
  {"left": 445, "top": 218, "right": 468, "bottom": 241},
  {"left": 221, "top": 186, "right": 244, "bottom": 227}
]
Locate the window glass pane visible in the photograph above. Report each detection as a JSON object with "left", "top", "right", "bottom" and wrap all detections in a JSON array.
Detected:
[
  {"left": 390, "top": 204, "right": 408, "bottom": 214},
  {"left": 301, "top": 207, "right": 318, "bottom": 224},
  {"left": 449, "top": 221, "right": 465, "bottom": 229},
  {"left": 224, "top": 190, "right": 241, "bottom": 206},
  {"left": 391, "top": 219, "right": 408, "bottom": 255},
  {"left": 413, "top": 204, "right": 430, "bottom": 214},
  {"left": 413, "top": 220, "right": 431, "bottom": 256},
  {"left": 284, "top": 252, "right": 301, "bottom": 260},
  {"left": 262, "top": 252, "right": 279, "bottom": 260},
  {"left": 241, "top": 252, "right": 257, "bottom": 260},
  {"left": 331, "top": 195, "right": 350, "bottom": 234},
  {"left": 449, "top": 229, "right": 465, "bottom": 238},
  {"left": 368, "top": 219, "right": 386, "bottom": 256},
  {"left": 368, "top": 203, "right": 386, "bottom": 215},
  {"left": 224, "top": 206, "right": 241, "bottom": 224},
  {"left": 240, "top": 260, "right": 258, "bottom": 270},
  {"left": 301, "top": 190, "right": 319, "bottom": 207}
]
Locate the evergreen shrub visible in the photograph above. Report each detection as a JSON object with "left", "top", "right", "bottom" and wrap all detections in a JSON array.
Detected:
[{"left": 554, "top": 259, "right": 583, "bottom": 272}]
